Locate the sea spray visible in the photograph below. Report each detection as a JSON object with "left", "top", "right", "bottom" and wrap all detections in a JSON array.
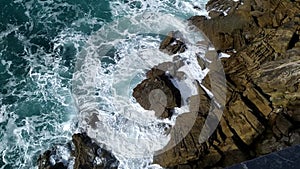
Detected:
[
  {"left": 72, "top": 12, "right": 210, "bottom": 169},
  {"left": 0, "top": 0, "right": 210, "bottom": 168}
]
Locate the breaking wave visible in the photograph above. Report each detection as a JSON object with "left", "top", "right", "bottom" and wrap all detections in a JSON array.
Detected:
[{"left": 0, "top": 0, "right": 209, "bottom": 168}]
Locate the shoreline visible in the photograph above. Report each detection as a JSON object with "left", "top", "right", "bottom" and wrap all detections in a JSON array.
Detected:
[
  {"left": 38, "top": 0, "right": 300, "bottom": 168},
  {"left": 154, "top": 0, "right": 300, "bottom": 168}
]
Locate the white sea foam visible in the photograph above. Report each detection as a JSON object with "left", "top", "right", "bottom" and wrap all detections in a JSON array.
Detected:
[
  {"left": 1, "top": 0, "right": 211, "bottom": 168},
  {"left": 73, "top": 1, "right": 211, "bottom": 168},
  {"left": 0, "top": 2, "right": 86, "bottom": 166}
]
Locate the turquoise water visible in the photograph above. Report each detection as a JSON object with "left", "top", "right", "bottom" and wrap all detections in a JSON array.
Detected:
[
  {"left": 1, "top": 1, "right": 110, "bottom": 168},
  {"left": 0, "top": 0, "right": 208, "bottom": 168}
]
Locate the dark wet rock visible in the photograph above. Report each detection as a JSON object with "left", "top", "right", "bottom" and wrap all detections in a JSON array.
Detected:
[
  {"left": 38, "top": 149, "right": 68, "bottom": 169},
  {"left": 159, "top": 31, "right": 187, "bottom": 55},
  {"left": 38, "top": 133, "right": 119, "bottom": 169},
  {"left": 38, "top": 144, "right": 72, "bottom": 169},
  {"left": 132, "top": 67, "right": 182, "bottom": 119},
  {"left": 287, "top": 104, "right": 300, "bottom": 122},
  {"left": 38, "top": 150, "right": 53, "bottom": 169},
  {"left": 154, "top": 0, "right": 300, "bottom": 168},
  {"left": 72, "top": 133, "right": 119, "bottom": 169},
  {"left": 196, "top": 54, "right": 208, "bottom": 70},
  {"left": 208, "top": 11, "right": 224, "bottom": 19},
  {"left": 274, "top": 114, "right": 293, "bottom": 137}
]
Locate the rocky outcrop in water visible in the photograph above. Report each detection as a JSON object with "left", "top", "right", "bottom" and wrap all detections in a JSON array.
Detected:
[
  {"left": 72, "top": 133, "right": 119, "bottom": 169},
  {"left": 38, "top": 148, "right": 69, "bottom": 169},
  {"left": 38, "top": 1, "right": 300, "bottom": 168},
  {"left": 133, "top": 65, "right": 182, "bottom": 118},
  {"left": 38, "top": 133, "right": 119, "bottom": 169},
  {"left": 159, "top": 31, "right": 187, "bottom": 55},
  {"left": 151, "top": 0, "right": 300, "bottom": 168}
]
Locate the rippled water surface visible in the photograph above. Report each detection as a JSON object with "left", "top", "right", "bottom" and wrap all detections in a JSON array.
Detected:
[{"left": 0, "top": 0, "right": 209, "bottom": 168}]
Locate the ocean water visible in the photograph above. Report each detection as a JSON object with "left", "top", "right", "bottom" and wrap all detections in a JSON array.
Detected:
[{"left": 0, "top": 0, "right": 210, "bottom": 168}]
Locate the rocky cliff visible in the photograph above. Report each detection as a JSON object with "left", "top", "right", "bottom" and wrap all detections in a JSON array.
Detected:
[
  {"left": 38, "top": 0, "right": 300, "bottom": 168},
  {"left": 150, "top": 0, "right": 300, "bottom": 168}
]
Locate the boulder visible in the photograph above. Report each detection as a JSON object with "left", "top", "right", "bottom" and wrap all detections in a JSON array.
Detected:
[
  {"left": 38, "top": 149, "right": 68, "bottom": 169},
  {"left": 72, "top": 133, "right": 119, "bottom": 169},
  {"left": 133, "top": 67, "right": 182, "bottom": 118},
  {"left": 38, "top": 133, "right": 119, "bottom": 169},
  {"left": 159, "top": 31, "right": 187, "bottom": 55}
]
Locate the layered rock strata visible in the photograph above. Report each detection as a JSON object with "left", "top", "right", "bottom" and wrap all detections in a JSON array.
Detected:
[{"left": 150, "top": 0, "right": 300, "bottom": 168}]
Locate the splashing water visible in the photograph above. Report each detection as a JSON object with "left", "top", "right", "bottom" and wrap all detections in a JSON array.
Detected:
[{"left": 0, "top": 0, "right": 209, "bottom": 168}]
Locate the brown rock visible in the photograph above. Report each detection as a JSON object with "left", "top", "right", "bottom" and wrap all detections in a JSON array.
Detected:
[
  {"left": 153, "top": 114, "right": 208, "bottom": 167},
  {"left": 273, "top": 115, "right": 293, "bottom": 137},
  {"left": 133, "top": 67, "right": 181, "bottom": 118},
  {"left": 38, "top": 134, "right": 119, "bottom": 169},
  {"left": 38, "top": 150, "right": 68, "bottom": 169},
  {"left": 256, "top": 136, "right": 284, "bottom": 155},
  {"left": 209, "top": 11, "right": 224, "bottom": 18},
  {"left": 154, "top": 0, "right": 300, "bottom": 168},
  {"left": 159, "top": 31, "right": 187, "bottom": 55},
  {"left": 72, "top": 133, "right": 119, "bottom": 169},
  {"left": 206, "top": 0, "right": 241, "bottom": 16}
]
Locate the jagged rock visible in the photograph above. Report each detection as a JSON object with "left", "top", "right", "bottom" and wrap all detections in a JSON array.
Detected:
[
  {"left": 153, "top": 114, "right": 208, "bottom": 167},
  {"left": 38, "top": 144, "right": 72, "bottom": 169},
  {"left": 132, "top": 67, "right": 182, "bottom": 118},
  {"left": 188, "top": 10, "right": 252, "bottom": 51},
  {"left": 38, "top": 133, "right": 119, "bottom": 169},
  {"left": 273, "top": 114, "right": 293, "bottom": 137},
  {"left": 287, "top": 104, "right": 300, "bottom": 122},
  {"left": 159, "top": 31, "right": 187, "bottom": 55},
  {"left": 153, "top": 83, "right": 214, "bottom": 167},
  {"left": 72, "top": 133, "right": 119, "bottom": 169},
  {"left": 255, "top": 135, "right": 287, "bottom": 155},
  {"left": 38, "top": 149, "right": 68, "bottom": 169},
  {"left": 208, "top": 11, "right": 224, "bottom": 18},
  {"left": 206, "top": 0, "right": 241, "bottom": 16},
  {"left": 289, "top": 130, "right": 300, "bottom": 146}
]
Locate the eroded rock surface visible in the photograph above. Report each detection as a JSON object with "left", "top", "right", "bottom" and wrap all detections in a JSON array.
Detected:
[
  {"left": 38, "top": 133, "right": 119, "bottom": 169},
  {"left": 72, "top": 133, "right": 119, "bottom": 169},
  {"left": 38, "top": 148, "right": 69, "bottom": 169},
  {"left": 159, "top": 31, "right": 187, "bottom": 55},
  {"left": 133, "top": 66, "right": 182, "bottom": 118},
  {"left": 152, "top": 0, "right": 300, "bottom": 168}
]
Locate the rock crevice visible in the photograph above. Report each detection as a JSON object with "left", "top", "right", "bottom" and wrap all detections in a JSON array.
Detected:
[{"left": 153, "top": 0, "right": 300, "bottom": 168}]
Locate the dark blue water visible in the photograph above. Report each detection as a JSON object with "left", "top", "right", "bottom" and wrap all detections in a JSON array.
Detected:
[{"left": 0, "top": 1, "right": 111, "bottom": 168}]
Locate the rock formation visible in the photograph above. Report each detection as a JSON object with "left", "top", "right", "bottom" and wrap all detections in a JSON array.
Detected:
[
  {"left": 38, "top": 133, "right": 119, "bottom": 169},
  {"left": 72, "top": 133, "right": 119, "bottom": 169},
  {"left": 38, "top": 1, "right": 300, "bottom": 168},
  {"left": 133, "top": 62, "right": 183, "bottom": 118},
  {"left": 150, "top": 0, "right": 300, "bottom": 168},
  {"left": 159, "top": 31, "right": 187, "bottom": 55}
]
